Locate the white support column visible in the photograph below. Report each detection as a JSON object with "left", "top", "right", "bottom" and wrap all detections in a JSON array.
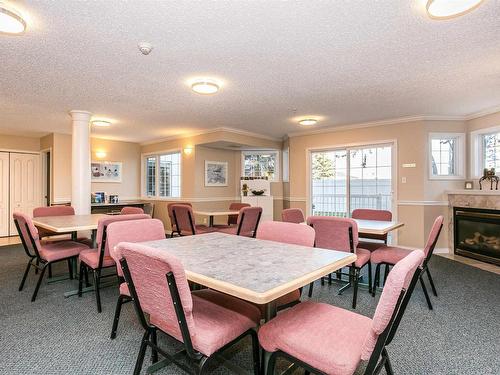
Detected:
[{"left": 69, "top": 110, "right": 92, "bottom": 215}]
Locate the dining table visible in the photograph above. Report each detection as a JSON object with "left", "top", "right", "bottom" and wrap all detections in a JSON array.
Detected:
[
  {"left": 139, "top": 232, "right": 356, "bottom": 374},
  {"left": 193, "top": 209, "right": 239, "bottom": 226},
  {"left": 354, "top": 218, "right": 404, "bottom": 236}
]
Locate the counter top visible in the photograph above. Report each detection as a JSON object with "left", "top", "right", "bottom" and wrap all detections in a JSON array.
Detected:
[{"left": 91, "top": 200, "right": 145, "bottom": 207}]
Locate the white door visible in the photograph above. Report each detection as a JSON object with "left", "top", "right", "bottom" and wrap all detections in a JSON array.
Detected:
[
  {"left": 9, "top": 153, "right": 41, "bottom": 234},
  {"left": 0, "top": 152, "right": 9, "bottom": 237}
]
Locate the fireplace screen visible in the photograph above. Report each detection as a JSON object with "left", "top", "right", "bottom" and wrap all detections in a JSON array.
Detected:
[{"left": 454, "top": 207, "right": 500, "bottom": 266}]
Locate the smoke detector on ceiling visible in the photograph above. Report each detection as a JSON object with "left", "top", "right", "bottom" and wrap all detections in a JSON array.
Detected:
[{"left": 138, "top": 42, "right": 153, "bottom": 55}]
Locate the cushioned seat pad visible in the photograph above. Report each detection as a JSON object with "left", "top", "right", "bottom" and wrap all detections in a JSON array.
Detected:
[
  {"left": 79, "top": 249, "right": 116, "bottom": 269},
  {"left": 370, "top": 246, "right": 412, "bottom": 265},
  {"left": 259, "top": 301, "right": 372, "bottom": 375},
  {"left": 354, "top": 248, "right": 371, "bottom": 268},
  {"left": 150, "top": 290, "right": 260, "bottom": 356},
  {"left": 39, "top": 241, "right": 89, "bottom": 262}
]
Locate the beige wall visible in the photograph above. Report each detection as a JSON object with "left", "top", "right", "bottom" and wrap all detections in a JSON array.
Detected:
[
  {"left": 286, "top": 119, "right": 470, "bottom": 249},
  {"left": 467, "top": 111, "right": 500, "bottom": 133},
  {"left": 0, "top": 134, "right": 40, "bottom": 152}
]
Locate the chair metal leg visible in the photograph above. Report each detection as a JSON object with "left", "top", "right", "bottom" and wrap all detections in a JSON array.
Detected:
[
  {"left": 383, "top": 348, "right": 394, "bottom": 375},
  {"left": 31, "top": 264, "right": 47, "bottom": 302},
  {"left": 419, "top": 275, "right": 433, "bottom": 310},
  {"left": 352, "top": 267, "right": 359, "bottom": 309},
  {"left": 133, "top": 331, "right": 150, "bottom": 375},
  {"left": 19, "top": 260, "right": 32, "bottom": 291},
  {"left": 368, "top": 262, "right": 373, "bottom": 294},
  {"left": 383, "top": 264, "right": 390, "bottom": 285},
  {"left": 250, "top": 330, "right": 261, "bottom": 375},
  {"left": 426, "top": 267, "right": 438, "bottom": 297},
  {"left": 48, "top": 263, "right": 52, "bottom": 278},
  {"left": 93, "top": 270, "right": 102, "bottom": 313},
  {"left": 67, "top": 259, "right": 73, "bottom": 280},
  {"left": 266, "top": 351, "right": 278, "bottom": 375},
  {"left": 35, "top": 259, "right": 39, "bottom": 274},
  {"left": 328, "top": 273, "right": 332, "bottom": 284},
  {"left": 321, "top": 276, "right": 324, "bottom": 286},
  {"left": 151, "top": 328, "right": 158, "bottom": 364},
  {"left": 78, "top": 262, "right": 84, "bottom": 297},
  {"left": 197, "top": 357, "right": 210, "bottom": 375},
  {"left": 308, "top": 282, "right": 314, "bottom": 298},
  {"left": 84, "top": 265, "right": 90, "bottom": 287},
  {"left": 110, "top": 294, "right": 125, "bottom": 339},
  {"left": 372, "top": 264, "right": 381, "bottom": 297}
]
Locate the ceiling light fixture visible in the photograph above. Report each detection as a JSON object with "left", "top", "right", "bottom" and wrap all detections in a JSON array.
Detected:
[
  {"left": 0, "top": 5, "right": 27, "bottom": 35},
  {"left": 426, "top": 0, "right": 484, "bottom": 19},
  {"left": 191, "top": 80, "right": 220, "bottom": 95},
  {"left": 91, "top": 120, "right": 111, "bottom": 127},
  {"left": 299, "top": 118, "right": 318, "bottom": 126}
]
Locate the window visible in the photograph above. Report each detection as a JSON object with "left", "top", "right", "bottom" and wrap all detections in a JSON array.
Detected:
[
  {"left": 310, "top": 144, "right": 393, "bottom": 218},
  {"left": 242, "top": 151, "right": 279, "bottom": 181},
  {"left": 143, "top": 151, "right": 181, "bottom": 198},
  {"left": 481, "top": 131, "right": 500, "bottom": 170},
  {"left": 428, "top": 133, "right": 465, "bottom": 179}
]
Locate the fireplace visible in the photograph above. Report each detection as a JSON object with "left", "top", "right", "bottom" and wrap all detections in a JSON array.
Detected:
[{"left": 454, "top": 207, "right": 500, "bottom": 266}]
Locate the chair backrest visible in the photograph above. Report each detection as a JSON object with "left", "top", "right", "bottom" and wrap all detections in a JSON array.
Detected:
[
  {"left": 171, "top": 204, "right": 196, "bottom": 236},
  {"left": 306, "top": 216, "right": 358, "bottom": 253},
  {"left": 351, "top": 209, "right": 392, "bottom": 241},
  {"left": 13, "top": 212, "right": 41, "bottom": 258},
  {"left": 107, "top": 218, "right": 166, "bottom": 277},
  {"left": 281, "top": 208, "right": 305, "bottom": 224},
  {"left": 236, "top": 206, "right": 263, "bottom": 237},
  {"left": 167, "top": 202, "right": 192, "bottom": 231},
  {"left": 120, "top": 206, "right": 145, "bottom": 215},
  {"left": 227, "top": 203, "right": 251, "bottom": 225},
  {"left": 33, "top": 205, "right": 75, "bottom": 217},
  {"left": 361, "top": 250, "right": 424, "bottom": 365},
  {"left": 257, "top": 221, "right": 315, "bottom": 247},
  {"left": 119, "top": 242, "right": 195, "bottom": 344},
  {"left": 423, "top": 216, "right": 444, "bottom": 261},
  {"left": 95, "top": 214, "right": 151, "bottom": 259}
]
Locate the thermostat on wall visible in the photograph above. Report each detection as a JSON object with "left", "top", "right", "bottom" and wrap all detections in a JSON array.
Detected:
[{"left": 402, "top": 163, "right": 416, "bottom": 168}]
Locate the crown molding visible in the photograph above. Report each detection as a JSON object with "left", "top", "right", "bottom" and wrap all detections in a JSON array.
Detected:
[
  {"left": 140, "top": 126, "right": 281, "bottom": 146},
  {"left": 464, "top": 105, "right": 500, "bottom": 121}
]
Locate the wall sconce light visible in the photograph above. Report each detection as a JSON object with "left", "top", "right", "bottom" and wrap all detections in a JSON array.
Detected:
[
  {"left": 183, "top": 146, "right": 193, "bottom": 155},
  {"left": 95, "top": 151, "right": 107, "bottom": 159}
]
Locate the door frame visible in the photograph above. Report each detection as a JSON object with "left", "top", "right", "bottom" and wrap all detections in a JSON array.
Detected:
[
  {"left": 306, "top": 139, "right": 398, "bottom": 240},
  {"left": 40, "top": 147, "right": 52, "bottom": 206}
]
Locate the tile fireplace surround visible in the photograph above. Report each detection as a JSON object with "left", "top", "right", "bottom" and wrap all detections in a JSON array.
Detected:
[{"left": 446, "top": 190, "right": 500, "bottom": 258}]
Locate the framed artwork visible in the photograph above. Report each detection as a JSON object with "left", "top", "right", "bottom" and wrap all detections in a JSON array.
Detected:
[
  {"left": 91, "top": 161, "right": 122, "bottom": 183},
  {"left": 205, "top": 161, "right": 228, "bottom": 186}
]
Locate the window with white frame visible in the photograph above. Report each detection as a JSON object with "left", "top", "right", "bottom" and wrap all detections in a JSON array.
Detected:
[
  {"left": 242, "top": 150, "right": 280, "bottom": 181},
  {"left": 428, "top": 133, "right": 465, "bottom": 179},
  {"left": 143, "top": 151, "right": 181, "bottom": 198},
  {"left": 471, "top": 126, "right": 500, "bottom": 177}
]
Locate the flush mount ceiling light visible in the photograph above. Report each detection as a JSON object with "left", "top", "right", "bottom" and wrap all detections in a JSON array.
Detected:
[
  {"left": 426, "top": 0, "right": 484, "bottom": 19},
  {"left": 0, "top": 4, "right": 27, "bottom": 35},
  {"left": 298, "top": 118, "right": 318, "bottom": 126},
  {"left": 191, "top": 80, "right": 220, "bottom": 95},
  {"left": 91, "top": 120, "right": 111, "bottom": 127}
]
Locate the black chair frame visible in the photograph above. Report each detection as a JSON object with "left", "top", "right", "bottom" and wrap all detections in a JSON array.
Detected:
[
  {"left": 172, "top": 206, "right": 197, "bottom": 236},
  {"left": 372, "top": 223, "right": 443, "bottom": 310},
  {"left": 235, "top": 209, "right": 262, "bottom": 238},
  {"left": 78, "top": 224, "right": 117, "bottom": 312},
  {"left": 265, "top": 265, "right": 423, "bottom": 375},
  {"left": 120, "top": 258, "right": 260, "bottom": 375},
  {"left": 307, "top": 225, "right": 372, "bottom": 309},
  {"left": 15, "top": 218, "right": 76, "bottom": 302}
]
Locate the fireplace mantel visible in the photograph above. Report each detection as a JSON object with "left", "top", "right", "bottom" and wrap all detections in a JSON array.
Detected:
[{"left": 446, "top": 190, "right": 500, "bottom": 196}]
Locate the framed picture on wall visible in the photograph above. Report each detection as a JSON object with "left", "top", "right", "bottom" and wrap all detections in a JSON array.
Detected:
[
  {"left": 205, "top": 161, "right": 228, "bottom": 186},
  {"left": 91, "top": 161, "right": 122, "bottom": 183}
]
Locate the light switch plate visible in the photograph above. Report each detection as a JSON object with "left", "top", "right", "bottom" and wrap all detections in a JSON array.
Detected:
[{"left": 401, "top": 177, "right": 407, "bottom": 183}]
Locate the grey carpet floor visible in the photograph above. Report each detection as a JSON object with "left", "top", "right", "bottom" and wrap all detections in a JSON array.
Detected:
[{"left": 0, "top": 243, "right": 499, "bottom": 375}]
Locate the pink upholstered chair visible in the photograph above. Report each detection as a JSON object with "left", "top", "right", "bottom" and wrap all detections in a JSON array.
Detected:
[
  {"left": 106, "top": 218, "right": 166, "bottom": 339},
  {"left": 281, "top": 208, "right": 305, "bottom": 224},
  {"left": 307, "top": 216, "right": 372, "bottom": 309},
  {"left": 167, "top": 202, "right": 192, "bottom": 237},
  {"left": 13, "top": 212, "right": 90, "bottom": 302},
  {"left": 371, "top": 216, "right": 444, "bottom": 310},
  {"left": 352, "top": 209, "right": 392, "bottom": 251},
  {"left": 77, "top": 213, "right": 151, "bottom": 312},
  {"left": 227, "top": 202, "right": 251, "bottom": 225},
  {"left": 118, "top": 242, "right": 261, "bottom": 375},
  {"left": 259, "top": 250, "right": 425, "bottom": 375},
  {"left": 216, "top": 206, "right": 262, "bottom": 237},
  {"left": 170, "top": 204, "right": 217, "bottom": 236},
  {"left": 255, "top": 221, "right": 315, "bottom": 315},
  {"left": 120, "top": 206, "right": 144, "bottom": 215}
]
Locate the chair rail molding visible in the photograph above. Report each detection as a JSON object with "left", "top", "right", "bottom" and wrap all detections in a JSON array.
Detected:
[{"left": 396, "top": 200, "right": 448, "bottom": 206}]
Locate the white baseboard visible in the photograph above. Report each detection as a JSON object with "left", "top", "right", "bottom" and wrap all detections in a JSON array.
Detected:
[{"left": 434, "top": 247, "right": 450, "bottom": 254}]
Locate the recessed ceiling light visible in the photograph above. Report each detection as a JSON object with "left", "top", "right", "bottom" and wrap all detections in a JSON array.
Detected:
[
  {"left": 426, "top": 0, "right": 484, "bottom": 19},
  {"left": 0, "top": 5, "right": 27, "bottom": 35},
  {"left": 91, "top": 120, "right": 111, "bottom": 127},
  {"left": 299, "top": 118, "right": 318, "bottom": 126},
  {"left": 191, "top": 80, "right": 220, "bottom": 95}
]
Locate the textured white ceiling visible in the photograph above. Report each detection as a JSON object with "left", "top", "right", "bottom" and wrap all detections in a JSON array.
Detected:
[{"left": 1, "top": 0, "right": 499, "bottom": 142}]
